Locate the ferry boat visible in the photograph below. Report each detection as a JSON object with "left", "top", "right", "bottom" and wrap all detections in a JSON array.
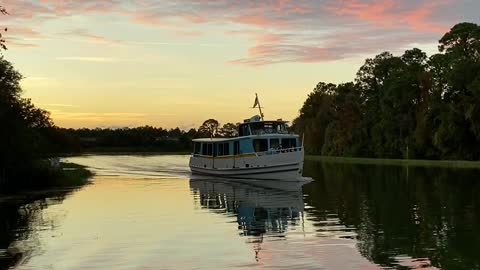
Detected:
[{"left": 189, "top": 95, "right": 304, "bottom": 181}]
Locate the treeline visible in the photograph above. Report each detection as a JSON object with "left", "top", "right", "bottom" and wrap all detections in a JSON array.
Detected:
[
  {"left": 55, "top": 126, "right": 196, "bottom": 153},
  {"left": 50, "top": 119, "right": 237, "bottom": 153},
  {"left": 293, "top": 22, "right": 480, "bottom": 160}
]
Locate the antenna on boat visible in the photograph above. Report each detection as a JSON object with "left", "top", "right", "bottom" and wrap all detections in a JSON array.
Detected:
[{"left": 253, "top": 93, "right": 264, "bottom": 121}]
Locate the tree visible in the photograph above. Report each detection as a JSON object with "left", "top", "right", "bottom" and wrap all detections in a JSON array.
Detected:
[
  {"left": 293, "top": 82, "right": 336, "bottom": 154},
  {"left": 198, "top": 119, "right": 219, "bottom": 138},
  {"left": 218, "top": 123, "right": 238, "bottom": 137},
  {"left": 0, "top": 57, "right": 55, "bottom": 185},
  {"left": 322, "top": 82, "right": 365, "bottom": 156},
  {"left": 0, "top": 6, "right": 7, "bottom": 50}
]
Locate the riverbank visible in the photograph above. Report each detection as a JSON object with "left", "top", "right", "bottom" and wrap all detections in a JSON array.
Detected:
[
  {"left": 53, "top": 162, "right": 94, "bottom": 187},
  {"left": 0, "top": 162, "right": 93, "bottom": 195},
  {"left": 306, "top": 155, "right": 480, "bottom": 169}
]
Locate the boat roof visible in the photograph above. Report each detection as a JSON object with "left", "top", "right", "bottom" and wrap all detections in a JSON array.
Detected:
[
  {"left": 241, "top": 119, "right": 289, "bottom": 124},
  {"left": 241, "top": 115, "right": 289, "bottom": 124},
  {"left": 193, "top": 133, "right": 298, "bottom": 143},
  {"left": 192, "top": 138, "right": 233, "bottom": 143}
]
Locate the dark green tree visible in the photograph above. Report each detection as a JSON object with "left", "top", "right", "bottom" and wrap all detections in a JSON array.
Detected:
[
  {"left": 218, "top": 122, "right": 238, "bottom": 137},
  {"left": 198, "top": 119, "right": 219, "bottom": 138},
  {"left": 0, "top": 58, "right": 54, "bottom": 186},
  {"left": 292, "top": 82, "right": 336, "bottom": 154}
]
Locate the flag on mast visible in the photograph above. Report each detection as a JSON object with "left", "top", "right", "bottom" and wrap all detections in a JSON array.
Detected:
[{"left": 253, "top": 95, "right": 259, "bottom": 108}]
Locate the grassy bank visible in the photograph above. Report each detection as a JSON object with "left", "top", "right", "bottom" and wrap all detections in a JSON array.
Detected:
[
  {"left": 306, "top": 155, "right": 480, "bottom": 169},
  {"left": 0, "top": 162, "right": 93, "bottom": 194},
  {"left": 52, "top": 162, "right": 94, "bottom": 187}
]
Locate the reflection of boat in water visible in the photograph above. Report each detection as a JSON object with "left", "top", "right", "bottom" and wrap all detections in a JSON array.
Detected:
[
  {"left": 189, "top": 94, "right": 304, "bottom": 181},
  {"left": 190, "top": 177, "right": 309, "bottom": 236},
  {"left": 190, "top": 177, "right": 310, "bottom": 262}
]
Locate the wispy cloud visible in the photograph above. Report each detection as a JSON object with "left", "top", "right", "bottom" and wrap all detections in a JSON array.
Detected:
[
  {"left": 54, "top": 112, "right": 148, "bottom": 120},
  {"left": 55, "top": 56, "right": 119, "bottom": 62},
  {"left": 59, "top": 28, "right": 124, "bottom": 45},
  {"left": 1, "top": 0, "right": 478, "bottom": 65},
  {"left": 38, "top": 103, "right": 76, "bottom": 108}
]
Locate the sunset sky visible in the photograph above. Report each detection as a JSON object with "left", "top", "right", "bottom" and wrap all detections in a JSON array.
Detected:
[{"left": 2, "top": 0, "right": 479, "bottom": 129}]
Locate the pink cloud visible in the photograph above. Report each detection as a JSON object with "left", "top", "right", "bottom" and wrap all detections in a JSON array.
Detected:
[
  {"left": 2, "top": 26, "right": 44, "bottom": 49},
  {"left": 233, "top": 14, "right": 284, "bottom": 28},
  {"left": 4, "top": 26, "right": 42, "bottom": 38},
  {"left": 231, "top": 44, "right": 335, "bottom": 66},
  {"left": 0, "top": 0, "right": 475, "bottom": 65},
  {"left": 325, "top": 0, "right": 452, "bottom": 33}
]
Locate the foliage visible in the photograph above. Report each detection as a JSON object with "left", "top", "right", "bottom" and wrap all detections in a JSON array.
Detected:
[
  {"left": 0, "top": 6, "right": 7, "bottom": 51},
  {"left": 55, "top": 121, "right": 241, "bottom": 152},
  {"left": 0, "top": 57, "right": 58, "bottom": 188},
  {"left": 218, "top": 122, "right": 239, "bottom": 137},
  {"left": 294, "top": 22, "right": 480, "bottom": 160},
  {"left": 58, "top": 126, "right": 197, "bottom": 153},
  {"left": 198, "top": 119, "right": 219, "bottom": 138}
]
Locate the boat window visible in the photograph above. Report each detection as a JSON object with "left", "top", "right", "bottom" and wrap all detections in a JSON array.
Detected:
[
  {"left": 223, "top": 143, "right": 230, "bottom": 155},
  {"left": 218, "top": 143, "right": 224, "bottom": 156},
  {"left": 202, "top": 143, "right": 208, "bottom": 155},
  {"left": 281, "top": 138, "right": 297, "bottom": 149},
  {"left": 194, "top": 142, "right": 201, "bottom": 154},
  {"left": 215, "top": 142, "right": 230, "bottom": 156},
  {"left": 253, "top": 139, "right": 268, "bottom": 152},
  {"left": 234, "top": 141, "right": 240, "bottom": 155},
  {"left": 239, "top": 124, "right": 250, "bottom": 136},
  {"left": 270, "top": 138, "right": 280, "bottom": 149},
  {"left": 207, "top": 143, "right": 213, "bottom": 156},
  {"left": 244, "top": 121, "right": 289, "bottom": 135}
]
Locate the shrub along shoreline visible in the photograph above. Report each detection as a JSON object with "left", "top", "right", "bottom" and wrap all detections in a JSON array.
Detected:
[{"left": 306, "top": 155, "right": 480, "bottom": 169}]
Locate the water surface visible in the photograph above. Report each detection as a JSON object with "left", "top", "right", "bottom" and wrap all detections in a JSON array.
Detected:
[{"left": 1, "top": 155, "right": 479, "bottom": 269}]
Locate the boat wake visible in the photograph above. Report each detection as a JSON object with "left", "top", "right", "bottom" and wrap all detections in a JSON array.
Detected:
[{"left": 65, "top": 155, "right": 191, "bottom": 179}]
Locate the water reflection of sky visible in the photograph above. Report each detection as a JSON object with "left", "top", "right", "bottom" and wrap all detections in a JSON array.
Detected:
[{"left": 2, "top": 155, "right": 476, "bottom": 269}]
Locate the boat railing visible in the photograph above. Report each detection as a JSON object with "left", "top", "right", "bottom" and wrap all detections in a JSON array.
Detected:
[
  {"left": 260, "top": 146, "right": 303, "bottom": 156},
  {"left": 250, "top": 130, "right": 290, "bottom": 135},
  {"left": 192, "top": 146, "right": 303, "bottom": 158}
]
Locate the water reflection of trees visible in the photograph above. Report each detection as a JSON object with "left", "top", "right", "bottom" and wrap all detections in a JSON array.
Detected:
[
  {"left": 0, "top": 191, "right": 73, "bottom": 270},
  {"left": 303, "top": 161, "right": 480, "bottom": 270}
]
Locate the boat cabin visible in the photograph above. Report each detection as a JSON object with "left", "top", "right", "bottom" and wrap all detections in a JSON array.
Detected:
[
  {"left": 192, "top": 117, "right": 300, "bottom": 158},
  {"left": 238, "top": 116, "right": 289, "bottom": 136}
]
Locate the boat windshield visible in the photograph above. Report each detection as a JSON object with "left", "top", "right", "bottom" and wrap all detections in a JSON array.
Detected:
[{"left": 239, "top": 121, "right": 288, "bottom": 136}]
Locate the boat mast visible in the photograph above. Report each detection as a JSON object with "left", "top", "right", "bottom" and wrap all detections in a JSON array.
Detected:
[{"left": 254, "top": 93, "right": 265, "bottom": 121}]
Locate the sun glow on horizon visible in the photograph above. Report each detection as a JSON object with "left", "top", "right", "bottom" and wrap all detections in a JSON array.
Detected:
[{"left": 2, "top": 0, "right": 478, "bottom": 129}]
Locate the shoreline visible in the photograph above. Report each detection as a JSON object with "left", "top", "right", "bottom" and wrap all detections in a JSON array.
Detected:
[
  {"left": 0, "top": 162, "right": 93, "bottom": 196},
  {"left": 306, "top": 155, "right": 480, "bottom": 169},
  {"left": 61, "top": 151, "right": 480, "bottom": 169}
]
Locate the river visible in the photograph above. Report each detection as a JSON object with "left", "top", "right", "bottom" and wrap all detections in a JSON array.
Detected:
[{"left": 1, "top": 155, "right": 479, "bottom": 269}]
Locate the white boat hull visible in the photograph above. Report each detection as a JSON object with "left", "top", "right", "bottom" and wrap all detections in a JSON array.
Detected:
[{"left": 189, "top": 148, "right": 304, "bottom": 181}]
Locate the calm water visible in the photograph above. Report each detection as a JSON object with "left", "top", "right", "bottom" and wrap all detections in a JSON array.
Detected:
[{"left": 1, "top": 155, "right": 480, "bottom": 270}]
